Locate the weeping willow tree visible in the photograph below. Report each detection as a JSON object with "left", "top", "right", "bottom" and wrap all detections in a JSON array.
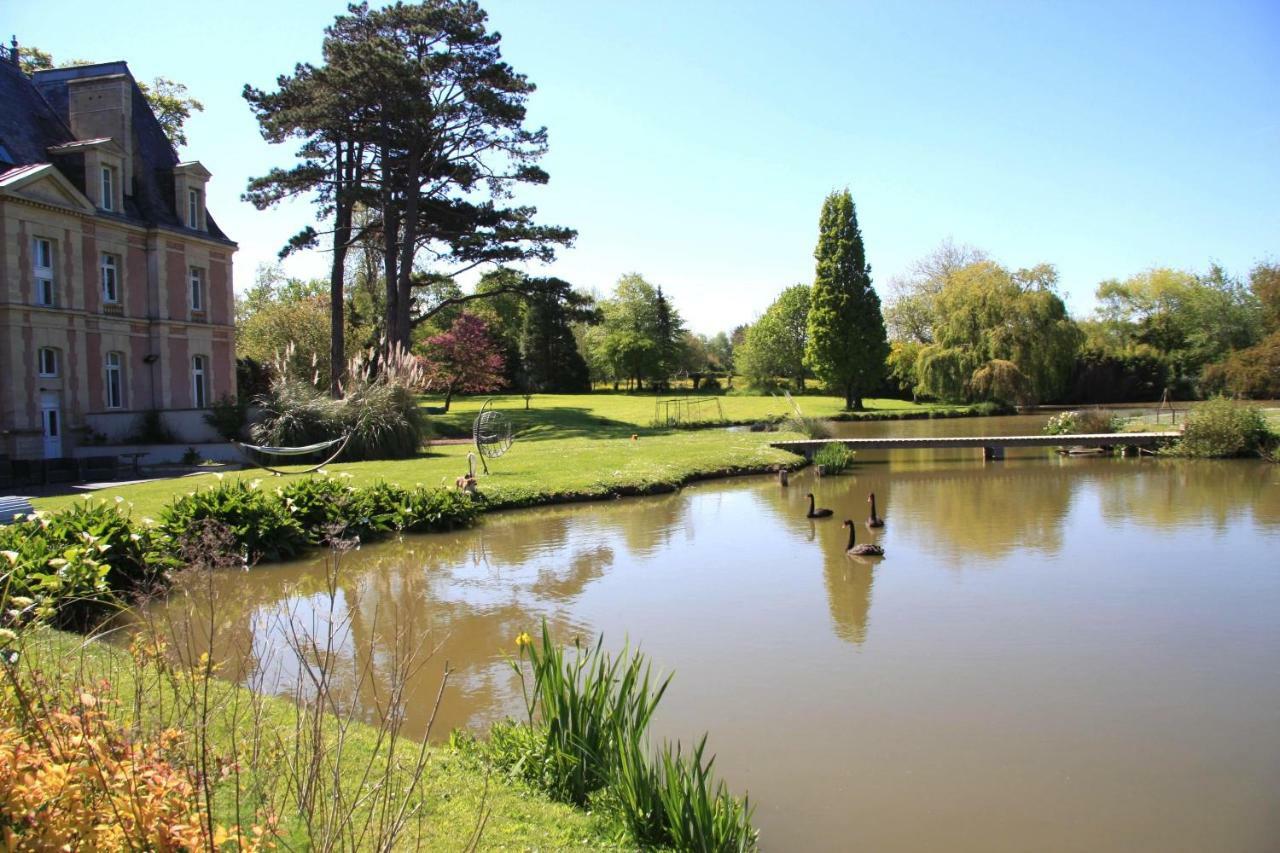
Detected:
[{"left": 895, "top": 260, "right": 1082, "bottom": 404}]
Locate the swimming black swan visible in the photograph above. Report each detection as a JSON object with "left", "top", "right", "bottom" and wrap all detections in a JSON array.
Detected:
[
  {"left": 806, "top": 492, "right": 833, "bottom": 519},
  {"left": 866, "top": 492, "right": 884, "bottom": 528},
  {"left": 843, "top": 519, "right": 884, "bottom": 556}
]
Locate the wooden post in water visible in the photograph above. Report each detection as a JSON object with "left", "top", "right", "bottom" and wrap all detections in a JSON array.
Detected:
[{"left": 983, "top": 445, "right": 1005, "bottom": 461}]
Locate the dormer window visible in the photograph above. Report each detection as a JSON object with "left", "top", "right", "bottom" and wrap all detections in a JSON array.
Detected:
[
  {"left": 188, "top": 188, "right": 202, "bottom": 230},
  {"left": 100, "top": 165, "right": 116, "bottom": 212}
]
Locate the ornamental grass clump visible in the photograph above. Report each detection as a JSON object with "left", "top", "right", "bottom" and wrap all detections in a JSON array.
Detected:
[
  {"left": 813, "top": 442, "right": 855, "bottom": 474},
  {"left": 505, "top": 621, "right": 669, "bottom": 806},
  {"left": 252, "top": 343, "right": 428, "bottom": 461},
  {"left": 487, "top": 622, "right": 757, "bottom": 849}
]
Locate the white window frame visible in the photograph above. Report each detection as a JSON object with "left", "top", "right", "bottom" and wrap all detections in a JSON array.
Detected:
[
  {"left": 188, "top": 188, "right": 201, "bottom": 230},
  {"left": 105, "top": 351, "right": 124, "bottom": 409},
  {"left": 101, "top": 253, "right": 120, "bottom": 304},
  {"left": 37, "top": 346, "right": 59, "bottom": 378},
  {"left": 189, "top": 266, "right": 205, "bottom": 313},
  {"left": 101, "top": 165, "right": 115, "bottom": 212},
  {"left": 33, "top": 237, "right": 54, "bottom": 307},
  {"left": 191, "top": 355, "right": 208, "bottom": 409}
]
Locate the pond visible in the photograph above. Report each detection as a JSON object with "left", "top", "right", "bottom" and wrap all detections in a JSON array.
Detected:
[{"left": 150, "top": 415, "right": 1280, "bottom": 851}]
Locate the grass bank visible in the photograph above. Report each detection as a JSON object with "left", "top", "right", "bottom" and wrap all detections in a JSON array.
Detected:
[
  {"left": 8, "top": 626, "right": 618, "bottom": 848},
  {"left": 36, "top": 428, "right": 807, "bottom": 519},
  {"left": 423, "top": 392, "right": 975, "bottom": 439}
]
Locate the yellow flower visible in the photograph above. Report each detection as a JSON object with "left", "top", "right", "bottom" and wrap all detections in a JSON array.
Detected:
[{"left": 515, "top": 631, "right": 533, "bottom": 648}]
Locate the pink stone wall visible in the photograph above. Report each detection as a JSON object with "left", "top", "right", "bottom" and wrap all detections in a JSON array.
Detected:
[
  {"left": 17, "top": 220, "right": 30, "bottom": 303},
  {"left": 21, "top": 324, "right": 36, "bottom": 425},
  {"left": 130, "top": 333, "right": 151, "bottom": 410},
  {"left": 166, "top": 242, "right": 186, "bottom": 321},
  {"left": 82, "top": 223, "right": 99, "bottom": 314},
  {"left": 209, "top": 255, "right": 230, "bottom": 325},
  {"left": 85, "top": 331, "right": 103, "bottom": 410},
  {"left": 126, "top": 238, "right": 147, "bottom": 312},
  {"left": 212, "top": 335, "right": 234, "bottom": 399},
  {"left": 168, "top": 333, "right": 189, "bottom": 408}
]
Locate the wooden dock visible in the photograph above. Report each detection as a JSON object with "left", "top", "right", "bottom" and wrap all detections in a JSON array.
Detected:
[{"left": 770, "top": 432, "right": 1182, "bottom": 460}]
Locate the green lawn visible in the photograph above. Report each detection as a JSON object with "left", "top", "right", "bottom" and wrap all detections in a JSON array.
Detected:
[
  {"left": 33, "top": 392, "right": 964, "bottom": 519},
  {"left": 36, "top": 428, "right": 805, "bottom": 518},
  {"left": 15, "top": 628, "right": 618, "bottom": 849},
  {"left": 424, "top": 392, "right": 963, "bottom": 439}
]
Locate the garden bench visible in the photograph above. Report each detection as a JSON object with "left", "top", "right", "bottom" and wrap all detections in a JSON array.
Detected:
[{"left": 0, "top": 495, "right": 34, "bottom": 524}]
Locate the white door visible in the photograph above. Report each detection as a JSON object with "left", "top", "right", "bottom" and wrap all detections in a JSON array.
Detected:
[{"left": 40, "top": 392, "right": 62, "bottom": 459}]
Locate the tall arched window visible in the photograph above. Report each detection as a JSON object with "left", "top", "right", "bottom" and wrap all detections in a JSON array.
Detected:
[
  {"left": 105, "top": 352, "right": 124, "bottom": 409},
  {"left": 191, "top": 355, "right": 208, "bottom": 409}
]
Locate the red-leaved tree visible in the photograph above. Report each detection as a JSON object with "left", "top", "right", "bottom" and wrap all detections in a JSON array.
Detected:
[{"left": 421, "top": 313, "right": 505, "bottom": 411}]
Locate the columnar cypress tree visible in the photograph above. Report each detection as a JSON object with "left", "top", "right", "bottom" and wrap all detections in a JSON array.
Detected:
[{"left": 804, "top": 189, "right": 889, "bottom": 409}]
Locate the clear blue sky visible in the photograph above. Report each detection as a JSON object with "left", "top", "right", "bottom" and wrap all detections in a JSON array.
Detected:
[{"left": 12, "top": 0, "right": 1279, "bottom": 333}]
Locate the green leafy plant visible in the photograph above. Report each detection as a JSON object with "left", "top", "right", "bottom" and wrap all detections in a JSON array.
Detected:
[
  {"left": 653, "top": 736, "right": 756, "bottom": 852},
  {"left": 484, "top": 622, "right": 756, "bottom": 849},
  {"left": 813, "top": 442, "right": 854, "bottom": 474},
  {"left": 158, "top": 479, "right": 306, "bottom": 563},
  {"left": 1169, "top": 398, "right": 1271, "bottom": 458},
  {"left": 204, "top": 394, "right": 249, "bottom": 441},
  {"left": 506, "top": 621, "right": 669, "bottom": 806}
]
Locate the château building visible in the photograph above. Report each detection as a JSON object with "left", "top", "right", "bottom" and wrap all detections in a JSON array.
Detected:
[{"left": 0, "top": 40, "right": 236, "bottom": 460}]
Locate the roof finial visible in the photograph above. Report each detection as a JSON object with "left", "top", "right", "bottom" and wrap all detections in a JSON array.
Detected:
[{"left": 9, "top": 36, "right": 17, "bottom": 68}]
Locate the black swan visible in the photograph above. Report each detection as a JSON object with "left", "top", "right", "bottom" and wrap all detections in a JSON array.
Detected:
[
  {"left": 842, "top": 519, "right": 884, "bottom": 556},
  {"left": 866, "top": 492, "right": 884, "bottom": 528},
  {"left": 806, "top": 492, "right": 833, "bottom": 519}
]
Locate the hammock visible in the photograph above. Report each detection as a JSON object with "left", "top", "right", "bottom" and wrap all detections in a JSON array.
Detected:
[{"left": 233, "top": 434, "right": 350, "bottom": 475}]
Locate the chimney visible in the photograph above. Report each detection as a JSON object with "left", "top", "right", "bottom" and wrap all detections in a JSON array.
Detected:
[{"left": 67, "top": 73, "right": 134, "bottom": 186}]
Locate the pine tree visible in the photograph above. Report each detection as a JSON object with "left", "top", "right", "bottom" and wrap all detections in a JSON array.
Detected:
[
  {"left": 519, "top": 278, "right": 594, "bottom": 392},
  {"left": 804, "top": 190, "right": 889, "bottom": 409}
]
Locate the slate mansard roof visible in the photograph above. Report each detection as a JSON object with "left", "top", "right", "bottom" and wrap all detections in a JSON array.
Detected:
[{"left": 0, "top": 57, "right": 233, "bottom": 245}]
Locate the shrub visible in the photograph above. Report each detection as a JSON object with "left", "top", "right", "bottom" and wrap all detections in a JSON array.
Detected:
[
  {"left": 1169, "top": 398, "right": 1271, "bottom": 458},
  {"left": 1043, "top": 408, "right": 1121, "bottom": 436},
  {"left": 0, "top": 501, "right": 162, "bottom": 624},
  {"left": 159, "top": 479, "right": 307, "bottom": 563},
  {"left": 0, "top": 698, "right": 227, "bottom": 850},
  {"left": 813, "top": 442, "right": 854, "bottom": 474},
  {"left": 204, "top": 394, "right": 249, "bottom": 441},
  {"left": 0, "top": 532, "right": 110, "bottom": 627},
  {"left": 130, "top": 409, "right": 175, "bottom": 444}
]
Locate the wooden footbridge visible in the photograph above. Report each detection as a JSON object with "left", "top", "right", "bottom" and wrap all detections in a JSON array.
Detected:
[{"left": 770, "top": 432, "right": 1182, "bottom": 460}]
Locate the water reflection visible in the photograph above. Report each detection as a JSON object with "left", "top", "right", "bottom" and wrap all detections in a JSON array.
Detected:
[{"left": 146, "top": 429, "right": 1280, "bottom": 851}]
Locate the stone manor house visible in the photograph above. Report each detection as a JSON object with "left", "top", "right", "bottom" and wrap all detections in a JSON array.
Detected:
[{"left": 0, "top": 41, "right": 236, "bottom": 460}]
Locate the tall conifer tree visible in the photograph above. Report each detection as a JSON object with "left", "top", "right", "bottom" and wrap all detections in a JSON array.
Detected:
[{"left": 804, "top": 189, "right": 889, "bottom": 409}]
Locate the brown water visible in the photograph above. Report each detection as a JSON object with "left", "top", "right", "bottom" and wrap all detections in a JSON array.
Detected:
[{"left": 151, "top": 416, "right": 1280, "bottom": 852}]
